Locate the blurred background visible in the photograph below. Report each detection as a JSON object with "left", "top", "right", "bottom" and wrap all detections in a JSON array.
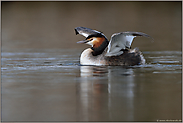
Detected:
[{"left": 2, "top": 1, "right": 182, "bottom": 52}]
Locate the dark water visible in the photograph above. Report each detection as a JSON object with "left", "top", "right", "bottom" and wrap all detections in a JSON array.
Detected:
[{"left": 1, "top": 49, "right": 182, "bottom": 122}]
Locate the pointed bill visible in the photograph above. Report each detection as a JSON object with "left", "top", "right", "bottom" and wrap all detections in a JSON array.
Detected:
[{"left": 77, "top": 40, "right": 89, "bottom": 44}]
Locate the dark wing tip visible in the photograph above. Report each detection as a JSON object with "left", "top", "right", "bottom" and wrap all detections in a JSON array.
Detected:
[
  {"left": 74, "top": 27, "right": 93, "bottom": 35},
  {"left": 120, "top": 31, "right": 154, "bottom": 42},
  {"left": 75, "top": 27, "right": 85, "bottom": 35},
  {"left": 74, "top": 27, "right": 106, "bottom": 38},
  {"left": 75, "top": 27, "right": 91, "bottom": 31},
  {"left": 129, "top": 32, "right": 154, "bottom": 41},
  {"left": 75, "top": 28, "right": 79, "bottom": 35}
]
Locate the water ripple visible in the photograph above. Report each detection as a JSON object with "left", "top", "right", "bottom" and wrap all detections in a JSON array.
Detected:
[{"left": 1, "top": 51, "right": 182, "bottom": 74}]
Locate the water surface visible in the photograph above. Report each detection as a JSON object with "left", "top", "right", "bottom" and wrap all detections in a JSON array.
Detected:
[{"left": 2, "top": 49, "right": 182, "bottom": 122}]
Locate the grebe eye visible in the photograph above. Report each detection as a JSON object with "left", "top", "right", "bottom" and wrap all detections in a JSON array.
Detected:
[{"left": 90, "top": 38, "right": 93, "bottom": 41}]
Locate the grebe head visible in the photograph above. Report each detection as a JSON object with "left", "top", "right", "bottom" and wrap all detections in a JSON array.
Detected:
[
  {"left": 77, "top": 33, "right": 107, "bottom": 46},
  {"left": 77, "top": 33, "right": 109, "bottom": 56},
  {"left": 75, "top": 27, "right": 109, "bottom": 56}
]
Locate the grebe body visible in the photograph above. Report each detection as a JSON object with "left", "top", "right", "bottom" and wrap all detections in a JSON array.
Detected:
[{"left": 75, "top": 27, "right": 152, "bottom": 66}]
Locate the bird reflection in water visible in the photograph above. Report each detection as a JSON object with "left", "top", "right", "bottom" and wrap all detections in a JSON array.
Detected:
[
  {"left": 80, "top": 66, "right": 108, "bottom": 77},
  {"left": 76, "top": 66, "right": 135, "bottom": 121}
]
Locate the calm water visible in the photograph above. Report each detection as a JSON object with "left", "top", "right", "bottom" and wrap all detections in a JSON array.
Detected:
[{"left": 1, "top": 49, "right": 182, "bottom": 122}]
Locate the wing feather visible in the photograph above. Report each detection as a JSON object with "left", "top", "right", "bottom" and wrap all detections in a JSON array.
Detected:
[
  {"left": 105, "top": 32, "right": 152, "bottom": 56},
  {"left": 75, "top": 27, "right": 103, "bottom": 38}
]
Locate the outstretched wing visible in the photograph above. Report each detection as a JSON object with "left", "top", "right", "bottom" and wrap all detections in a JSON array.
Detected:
[
  {"left": 75, "top": 27, "right": 103, "bottom": 38},
  {"left": 105, "top": 32, "right": 153, "bottom": 56}
]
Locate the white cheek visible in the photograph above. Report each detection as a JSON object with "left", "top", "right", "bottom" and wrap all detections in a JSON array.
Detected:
[
  {"left": 86, "top": 41, "right": 93, "bottom": 46},
  {"left": 86, "top": 37, "right": 97, "bottom": 47}
]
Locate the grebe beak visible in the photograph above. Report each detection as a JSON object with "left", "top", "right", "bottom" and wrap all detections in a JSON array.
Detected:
[{"left": 77, "top": 40, "right": 89, "bottom": 44}]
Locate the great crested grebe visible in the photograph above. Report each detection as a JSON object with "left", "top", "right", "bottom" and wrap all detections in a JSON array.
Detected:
[{"left": 75, "top": 27, "right": 153, "bottom": 66}]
